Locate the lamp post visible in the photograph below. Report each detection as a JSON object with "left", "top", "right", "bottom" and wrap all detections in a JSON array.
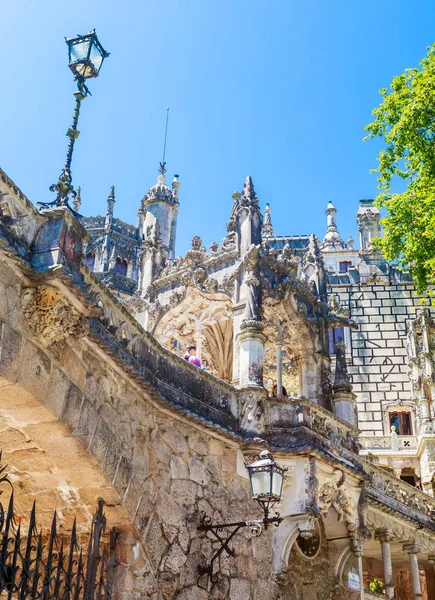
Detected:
[
  {"left": 38, "top": 30, "right": 109, "bottom": 214},
  {"left": 197, "top": 451, "right": 288, "bottom": 586}
]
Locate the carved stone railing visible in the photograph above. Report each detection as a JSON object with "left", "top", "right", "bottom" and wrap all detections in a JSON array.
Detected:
[
  {"left": 360, "top": 436, "right": 391, "bottom": 450},
  {"left": 266, "top": 396, "right": 361, "bottom": 457},
  {"left": 364, "top": 460, "right": 435, "bottom": 529},
  {"left": 398, "top": 435, "right": 418, "bottom": 450},
  {"left": 80, "top": 266, "right": 242, "bottom": 435},
  {"left": 95, "top": 271, "right": 138, "bottom": 294},
  {"left": 360, "top": 435, "right": 418, "bottom": 452}
]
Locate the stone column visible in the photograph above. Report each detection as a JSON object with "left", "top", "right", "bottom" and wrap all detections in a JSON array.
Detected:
[
  {"left": 403, "top": 542, "right": 422, "bottom": 600},
  {"left": 195, "top": 330, "right": 205, "bottom": 363},
  {"left": 374, "top": 529, "right": 395, "bottom": 599},
  {"left": 276, "top": 325, "right": 284, "bottom": 396},
  {"left": 236, "top": 322, "right": 267, "bottom": 387}
]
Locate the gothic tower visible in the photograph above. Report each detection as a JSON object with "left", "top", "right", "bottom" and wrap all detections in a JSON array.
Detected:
[{"left": 138, "top": 168, "right": 179, "bottom": 261}]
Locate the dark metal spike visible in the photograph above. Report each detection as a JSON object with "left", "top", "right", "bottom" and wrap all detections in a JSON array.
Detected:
[
  {"left": 7, "top": 522, "right": 20, "bottom": 600},
  {"left": 30, "top": 530, "right": 44, "bottom": 598}
]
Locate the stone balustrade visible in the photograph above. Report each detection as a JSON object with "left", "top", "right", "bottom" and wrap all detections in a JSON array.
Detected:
[
  {"left": 365, "top": 460, "right": 435, "bottom": 528},
  {"left": 266, "top": 395, "right": 361, "bottom": 457},
  {"left": 360, "top": 435, "right": 418, "bottom": 452}
]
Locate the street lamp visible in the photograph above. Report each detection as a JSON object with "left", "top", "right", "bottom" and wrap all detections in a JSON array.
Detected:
[
  {"left": 38, "top": 30, "right": 109, "bottom": 214},
  {"left": 197, "top": 451, "right": 288, "bottom": 586},
  {"left": 246, "top": 450, "right": 287, "bottom": 520}
]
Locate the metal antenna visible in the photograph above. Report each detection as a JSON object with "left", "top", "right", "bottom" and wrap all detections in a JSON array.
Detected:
[{"left": 159, "top": 107, "right": 169, "bottom": 175}]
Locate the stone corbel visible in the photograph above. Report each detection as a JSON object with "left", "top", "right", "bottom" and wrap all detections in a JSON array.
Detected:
[{"left": 21, "top": 284, "right": 87, "bottom": 347}]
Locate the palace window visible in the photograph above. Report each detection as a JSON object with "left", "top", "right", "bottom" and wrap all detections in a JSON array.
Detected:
[
  {"left": 339, "top": 261, "right": 352, "bottom": 273},
  {"left": 329, "top": 327, "right": 344, "bottom": 354},
  {"left": 389, "top": 411, "right": 412, "bottom": 436}
]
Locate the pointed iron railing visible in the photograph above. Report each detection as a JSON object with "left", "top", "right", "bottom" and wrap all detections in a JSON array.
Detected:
[{"left": 0, "top": 458, "right": 117, "bottom": 599}]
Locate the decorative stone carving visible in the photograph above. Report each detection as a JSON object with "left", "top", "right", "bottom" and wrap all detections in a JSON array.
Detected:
[
  {"left": 306, "top": 456, "right": 320, "bottom": 516},
  {"left": 357, "top": 482, "right": 371, "bottom": 541},
  {"left": 242, "top": 245, "right": 262, "bottom": 323},
  {"left": 318, "top": 470, "right": 348, "bottom": 518},
  {"left": 21, "top": 285, "right": 87, "bottom": 347},
  {"left": 239, "top": 390, "right": 265, "bottom": 432}
]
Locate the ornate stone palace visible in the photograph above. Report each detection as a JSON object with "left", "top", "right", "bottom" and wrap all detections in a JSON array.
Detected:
[{"left": 1, "top": 163, "right": 435, "bottom": 599}]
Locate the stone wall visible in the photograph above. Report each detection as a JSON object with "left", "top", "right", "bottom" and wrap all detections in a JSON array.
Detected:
[{"left": 329, "top": 280, "right": 431, "bottom": 436}]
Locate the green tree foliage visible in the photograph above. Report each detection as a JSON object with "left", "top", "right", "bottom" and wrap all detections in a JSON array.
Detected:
[{"left": 365, "top": 44, "right": 435, "bottom": 292}]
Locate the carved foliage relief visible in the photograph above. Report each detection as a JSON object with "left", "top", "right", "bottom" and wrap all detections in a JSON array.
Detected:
[{"left": 21, "top": 285, "right": 87, "bottom": 347}]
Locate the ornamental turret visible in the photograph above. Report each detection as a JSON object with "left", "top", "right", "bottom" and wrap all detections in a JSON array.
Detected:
[
  {"left": 321, "top": 201, "right": 346, "bottom": 251},
  {"left": 139, "top": 166, "right": 179, "bottom": 261}
]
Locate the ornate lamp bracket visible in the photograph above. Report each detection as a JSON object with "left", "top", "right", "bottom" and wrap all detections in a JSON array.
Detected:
[{"left": 197, "top": 507, "right": 283, "bottom": 588}]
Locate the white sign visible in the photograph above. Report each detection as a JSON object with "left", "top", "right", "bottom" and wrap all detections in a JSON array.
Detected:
[{"left": 348, "top": 569, "right": 361, "bottom": 591}]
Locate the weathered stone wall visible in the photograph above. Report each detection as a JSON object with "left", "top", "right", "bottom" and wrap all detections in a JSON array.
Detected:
[{"left": 0, "top": 258, "right": 281, "bottom": 598}]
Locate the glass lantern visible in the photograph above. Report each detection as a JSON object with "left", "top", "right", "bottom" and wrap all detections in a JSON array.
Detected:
[
  {"left": 66, "top": 30, "right": 109, "bottom": 80},
  {"left": 245, "top": 450, "right": 287, "bottom": 506}
]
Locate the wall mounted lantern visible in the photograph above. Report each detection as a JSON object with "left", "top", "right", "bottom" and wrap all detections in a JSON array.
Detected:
[
  {"left": 38, "top": 30, "right": 109, "bottom": 214},
  {"left": 198, "top": 450, "right": 288, "bottom": 586}
]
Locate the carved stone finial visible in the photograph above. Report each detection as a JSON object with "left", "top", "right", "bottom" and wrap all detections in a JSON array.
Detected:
[
  {"left": 334, "top": 341, "right": 352, "bottom": 390},
  {"left": 21, "top": 286, "right": 87, "bottom": 347},
  {"left": 347, "top": 234, "right": 354, "bottom": 249},
  {"left": 240, "top": 176, "right": 259, "bottom": 207},
  {"left": 191, "top": 234, "right": 202, "bottom": 250},
  {"left": 262, "top": 203, "right": 274, "bottom": 238},
  {"left": 73, "top": 185, "right": 82, "bottom": 213},
  {"left": 209, "top": 241, "right": 219, "bottom": 253},
  {"left": 107, "top": 185, "right": 115, "bottom": 214}
]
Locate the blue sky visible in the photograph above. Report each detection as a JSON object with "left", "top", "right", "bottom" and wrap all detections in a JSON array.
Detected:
[{"left": 2, "top": 0, "right": 435, "bottom": 254}]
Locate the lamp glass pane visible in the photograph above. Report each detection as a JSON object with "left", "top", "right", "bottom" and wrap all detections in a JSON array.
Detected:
[
  {"left": 89, "top": 43, "right": 104, "bottom": 73},
  {"left": 272, "top": 469, "right": 283, "bottom": 498},
  {"left": 69, "top": 40, "right": 91, "bottom": 64},
  {"left": 250, "top": 469, "right": 270, "bottom": 497}
]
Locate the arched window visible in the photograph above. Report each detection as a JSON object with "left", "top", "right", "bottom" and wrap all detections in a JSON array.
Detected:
[{"left": 113, "top": 258, "right": 127, "bottom": 276}]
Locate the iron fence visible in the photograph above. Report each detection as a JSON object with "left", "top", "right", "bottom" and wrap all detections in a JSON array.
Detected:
[{"left": 0, "top": 459, "right": 117, "bottom": 599}]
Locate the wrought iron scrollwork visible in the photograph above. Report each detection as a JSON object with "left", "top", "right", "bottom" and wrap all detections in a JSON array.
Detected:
[
  {"left": 197, "top": 508, "right": 283, "bottom": 589},
  {"left": 0, "top": 454, "right": 117, "bottom": 599}
]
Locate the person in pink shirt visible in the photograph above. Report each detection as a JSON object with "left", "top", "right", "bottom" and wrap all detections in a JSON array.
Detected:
[{"left": 184, "top": 345, "right": 201, "bottom": 367}]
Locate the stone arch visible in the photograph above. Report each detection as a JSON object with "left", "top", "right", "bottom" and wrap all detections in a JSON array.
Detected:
[
  {"left": 263, "top": 295, "right": 318, "bottom": 398},
  {"left": 153, "top": 287, "right": 234, "bottom": 380}
]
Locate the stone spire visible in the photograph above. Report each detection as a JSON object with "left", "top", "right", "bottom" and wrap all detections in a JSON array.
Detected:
[
  {"left": 107, "top": 186, "right": 115, "bottom": 216},
  {"left": 333, "top": 341, "right": 357, "bottom": 426},
  {"left": 73, "top": 186, "right": 82, "bottom": 213},
  {"left": 262, "top": 203, "right": 274, "bottom": 238},
  {"left": 322, "top": 201, "right": 346, "bottom": 251},
  {"left": 241, "top": 176, "right": 259, "bottom": 207},
  {"left": 334, "top": 341, "right": 352, "bottom": 390},
  {"left": 109, "top": 244, "right": 116, "bottom": 269}
]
